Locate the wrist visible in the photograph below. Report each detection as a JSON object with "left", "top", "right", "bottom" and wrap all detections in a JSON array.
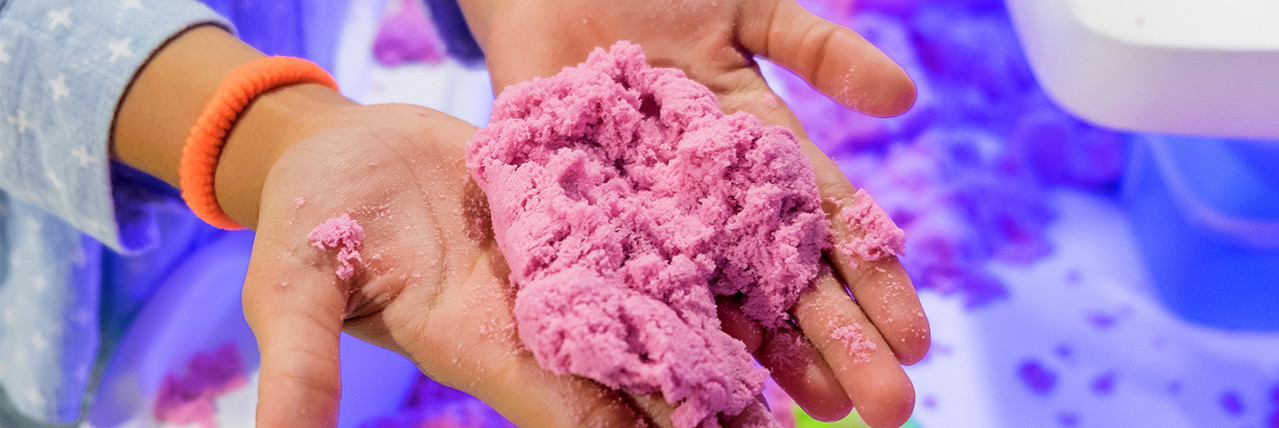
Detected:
[
  {"left": 215, "top": 83, "right": 357, "bottom": 229},
  {"left": 114, "top": 25, "right": 356, "bottom": 230}
]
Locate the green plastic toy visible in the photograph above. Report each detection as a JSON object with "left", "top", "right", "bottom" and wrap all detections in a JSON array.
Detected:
[{"left": 792, "top": 405, "right": 922, "bottom": 428}]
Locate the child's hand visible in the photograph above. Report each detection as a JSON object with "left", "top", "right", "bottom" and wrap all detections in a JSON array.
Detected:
[
  {"left": 457, "top": 1, "right": 929, "bottom": 426},
  {"left": 241, "top": 103, "right": 688, "bottom": 426},
  {"left": 112, "top": 25, "right": 709, "bottom": 427}
]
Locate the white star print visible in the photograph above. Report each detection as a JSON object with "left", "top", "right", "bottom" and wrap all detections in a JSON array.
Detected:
[
  {"left": 121, "top": 0, "right": 143, "bottom": 10},
  {"left": 108, "top": 38, "right": 133, "bottom": 63},
  {"left": 0, "top": 41, "right": 10, "bottom": 64},
  {"left": 47, "top": 7, "right": 72, "bottom": 31},
  {"left": 46, "top": 170, "right": 65, "bottom": 190},
  {"left": 72, "top": 146, "right": 94, "bottom": 167},
  {"left": 50, "top": 74, "right": 70, "bottom": 102},
  {"left": 7, "top": 111, "right": 32, "bottom": 134}
]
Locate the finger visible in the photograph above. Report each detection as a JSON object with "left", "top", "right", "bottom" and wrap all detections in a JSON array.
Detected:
[
  {"left": 242, "top": 239, "right": 352, "bottom": 427},
  {"left": 720, "top": 78, "right": 931, "bottom": 366},
  {"left": 812, "top": 156, "right": 930, "bottom": 365},
  {"left": 626, "top": 393, "right": 681, "bottom": 428},
  {"left": 820, "top": 192, "right": 931, "bottom": 365},
  {"left": 721, "top": 399, "right": 780, "bottom": 427},
  {"left": 756, "top": 322, "right": 853, "bottom": 422},
  {"left": 736, "top": 0, "right": 916, "bottom": 117},
  {"left": 718, "top": 298, "right": 852, "bottom": 421},
  {"left": 792, "top": 269, "right": 915, "bottom": 428},
  {"left": 717, "top": 296, "right": 765, "bottom": 353}
]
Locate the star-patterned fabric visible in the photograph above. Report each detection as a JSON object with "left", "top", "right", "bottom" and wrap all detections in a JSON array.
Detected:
[{"left": 0, "top": 0, "right": 229, "bottom": 423}]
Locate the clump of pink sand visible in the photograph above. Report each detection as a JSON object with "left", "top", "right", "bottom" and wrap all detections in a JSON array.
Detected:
[
  {"left": 830, "top": 324, "right": 877, "bottom": 364},
  {"left": 831, "top": 189, "right": 906, "bottom": 267},
  {"left": 466, "top": 42, "right": 829, "bottom": 427},
  {"left": 308, "top": 213, "right": 365, "bottom": 280}
]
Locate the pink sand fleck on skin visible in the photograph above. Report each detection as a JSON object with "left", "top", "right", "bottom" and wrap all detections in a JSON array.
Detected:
[
  {"left": 308, "top": 213, "right": 365, "bottom": 280},
  {"left": 831, "top": 189, "right": 906, "bottom": 268},
  {"left": 466, "top": 42, "right": 829, "bottom": 427},
  {"left": 766, "top": 329, "right": 814, "bottom": 372},
  {"left": 294, "top": 196, "right": 306, "bottom": 208},
  {"left": 830, "top": 323, "right": 877, "bottom": 363},
  {"left": 761, "top": 93, "right": 780, "bottom": 109}
]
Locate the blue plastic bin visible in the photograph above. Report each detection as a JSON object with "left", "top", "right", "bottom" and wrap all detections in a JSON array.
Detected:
[{"left": 1124, "top": 136, "right": 1279, "bottom": 330}]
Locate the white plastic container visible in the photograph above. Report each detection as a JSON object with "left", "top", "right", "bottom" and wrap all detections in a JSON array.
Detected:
[{"left": 1004, "top": 0, "right": 1279, "bottom": 139}]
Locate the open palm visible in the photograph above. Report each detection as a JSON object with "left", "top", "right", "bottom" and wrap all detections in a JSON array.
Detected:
[
  {"left": 460, "top": 0, "right": 931, "bottom": 426},
  {"left": 241, "top": 104, "right": 686, "bottom": 427}
]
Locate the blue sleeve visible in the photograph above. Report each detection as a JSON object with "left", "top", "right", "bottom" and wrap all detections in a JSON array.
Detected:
[
  {"left": 0, "top": 0, "right": 233, "bottom": 424},
  {"left": 0, "top": 0, "right": 230, "bottom": 253}
]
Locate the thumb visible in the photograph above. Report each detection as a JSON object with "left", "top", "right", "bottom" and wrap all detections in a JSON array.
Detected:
[
  {"left": 242, "top": 235, "right": 351, "bottom": 427},
  {"left": 736, "top": 0, "right": 916, "bottom": 117}
]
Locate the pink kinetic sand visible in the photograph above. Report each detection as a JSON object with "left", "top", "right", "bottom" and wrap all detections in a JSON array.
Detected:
[
  {"left": 761, "top": 93, "right": 780, "bottom": 109},
  {"left": 466, "top": 42, "right": 829, "bottom": 427},
  {"left": 308, "top": 213, "right": 365, "bottom": 280},
  {"left": 830, "top": 324, "right": 877, "bottom": 364},
  {"left": 832, "top": 189, "right": 905, "bottom": 267}
]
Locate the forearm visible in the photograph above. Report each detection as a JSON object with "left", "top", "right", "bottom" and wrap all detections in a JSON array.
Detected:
[
  {"left": 112, "top": 25, "right": 356, "bottom": 229},
  {"left": 453, "top": 0, "right": 503, "bottom": 49}
]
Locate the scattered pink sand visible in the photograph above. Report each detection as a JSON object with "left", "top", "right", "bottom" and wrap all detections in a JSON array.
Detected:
[
  {"left": 830, "top": 324, "right": 877, "bottom": 363},
  {"left": 294, "top": 197, "right": 306, "bottom": 208},
  {"left": 765, "top": 329, "right": 813, "bottom": 373},
  {"left": 153, "top": 343, "right": 248, "bottom": 428},
  {"left": 831, "top": 189, "right": 905, "bottom": 267},
  {"left": 466, "top": 42, "right": 828, "bottom": 427},
  {"left": 761, "top": 93, "right": 780, "bottom": 109},
  {"left": 308, "top": 213, "right": 365, "bottom": 280}
]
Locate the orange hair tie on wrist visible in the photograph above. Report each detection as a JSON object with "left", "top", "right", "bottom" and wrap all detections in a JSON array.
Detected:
[{"left": 179, "top": 56, "right": 338, "bottom": 230}]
